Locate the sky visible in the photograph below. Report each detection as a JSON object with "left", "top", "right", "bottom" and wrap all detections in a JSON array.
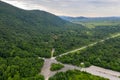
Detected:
[{"left": 1, "top": 0, "right": 120, "bottom": 17}]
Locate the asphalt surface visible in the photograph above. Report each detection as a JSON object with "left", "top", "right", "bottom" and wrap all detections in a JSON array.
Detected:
[{"left": 40, "top": 33, "right": 120, "bottom": 80}]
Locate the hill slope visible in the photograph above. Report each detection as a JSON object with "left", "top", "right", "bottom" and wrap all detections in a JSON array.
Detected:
[
  {"left": 0, "top": 1, "right": 120, "bottom": 80},
  {"left": 0, "top": 1, "right": 84, "bottom": 80},
  {"left": 0, "top": 1, "right": 87, "bottom": 58},
  {"left": 1, "top": 1, "right": 120, "bottom": 58},
  {"left": 0, "top": 1, "right": 68, "bottom": 27}
]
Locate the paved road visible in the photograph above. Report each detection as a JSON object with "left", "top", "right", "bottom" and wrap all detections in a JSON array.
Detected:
[
  {"left": 84, "top": 66, "right": 120, "bottom": 80},
  {"left": 41, "top": 58, "right": 120, "bottom": 80},
  {"left": 40, "top": 33, "right": 120, "bottom": 80},
  {"left": 41, "top": 58, "right": 57, "bottom": 80},
  {"left": 61, "top": 65, "right": 120, "bottom": 80}
]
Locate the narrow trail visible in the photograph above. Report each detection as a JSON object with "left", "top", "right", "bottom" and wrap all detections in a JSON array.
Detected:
[{"left": 40, "top": 33, "right": 120, "bottom": 80}]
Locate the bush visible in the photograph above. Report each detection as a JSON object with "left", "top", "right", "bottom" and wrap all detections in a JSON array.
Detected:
[{"left": 50, "top": 63, "right": 64, "bottom": 71}]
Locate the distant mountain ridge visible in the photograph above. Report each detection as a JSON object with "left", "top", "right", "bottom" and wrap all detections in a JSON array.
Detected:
[{"left": 60, "top": 16, "right": 120, "bottom": 22}]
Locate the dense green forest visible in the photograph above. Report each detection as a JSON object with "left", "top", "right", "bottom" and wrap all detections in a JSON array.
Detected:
[
  {"left": 0, "top": 57, "right": 44, "bottom": 80},
  {"left": 0, "top": 1, "right": 120, "bottom": 58},
  {"left": 50, "top": 63, "right": 64, "bottom": 71},
  {"left": 49, "top": 70, "right": 108, "bottom": 80},
  {"left": 57, "top": 37, "right": 120, "bottom": 72},
  {"left": 0, "top": 1, "right": 86, "bottom": 58},
  {"left": 0, "top": 1, "right": 120, "bottom": 80}
]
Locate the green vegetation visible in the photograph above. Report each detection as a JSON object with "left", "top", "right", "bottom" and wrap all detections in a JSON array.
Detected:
[
  {"left": 0, "top": 57, "right": 44, "bottom": 80},
  {"left": 0, "top": 1, "right": 87, "bottom": 58},
  {"left": 0, "top": 2, "right": 45, "bottom": 79},
  {"left": 50, "top": 63, "right": 64, "bottom": 71},
  {"left": 57, "top": 37, "right": 120, "bottom": 72},
  {"left": 0, "top": 1, "right": 120, "bottom": 80},
  {"left": 1, "top": 1, "right": 120, "bottom": 58},
  {"left": 49, "top": 70, "right": 108, "bottom": 80}
]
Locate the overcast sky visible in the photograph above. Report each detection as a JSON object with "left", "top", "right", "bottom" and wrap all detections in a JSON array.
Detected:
[{"left": 1, "top": 0, "right": 120, "bottom": 17}]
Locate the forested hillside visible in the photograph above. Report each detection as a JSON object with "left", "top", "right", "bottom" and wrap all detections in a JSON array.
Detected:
[
  {"left": 0, "top": 1, "right": 90, "bottom": 80},
  {"left": 1, "top": 1, "right": 120, "bottom": 58},
  {"left": 0, "top": 1, "right": 88, "bottom": 58},
  {"left": 0, "top": 1, "right": 120, "bottom": 79}
]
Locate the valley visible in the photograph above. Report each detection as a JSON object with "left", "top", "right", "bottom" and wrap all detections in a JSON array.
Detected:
[{"left": 0, "top": 1, "right": 120, "bottom": 80}]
